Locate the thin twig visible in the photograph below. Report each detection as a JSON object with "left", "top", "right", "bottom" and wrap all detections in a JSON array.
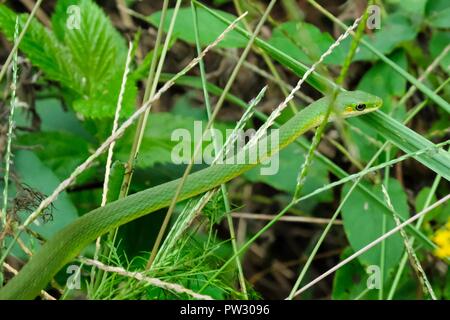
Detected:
[
  {"left": 1, "top": 17, "right": 19, "bottom": 230},
  {"left": 387, "top": 174, "right": 443, "bottom": 299},
  {"left": 115, "top": 0, "right": 134, "bottom": 29},
  {"left": 231, "top": 212, "right": 343, "bottom": 225},
  {"left": 19, "top": 0, "right": 51, "bottom": 27}
]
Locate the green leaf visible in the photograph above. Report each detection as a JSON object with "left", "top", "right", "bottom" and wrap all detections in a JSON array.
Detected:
[
  {"left": 116, "top": 112, "right": 229, "bottom": 168},
  {"left": 332, "top": 247, "right": 378, "bottom": 300},
  {"left": 8, "top": 151, "right": 79, "bottom": 260},
  {"left": 244, "top": 143, "right": 332, "bottom": 212},
  {"left": 106, "top": 161, "right": 126, "bottom": 203},
  {"left": 426, "top": 0, "right": 450, "bottom": 28},
  {"left": 0, "top": 1, "right": 137, "bottom": 119},
  {"left": 15, "top": 98, "right": 92, "bottom": 139},
  {"left": 17, "top": 131, "right": 91, "bottom": 181},
  {"left": 118, "top": 113, "right": 191, "bottom": 168},
  {"left": 52, "top": 0, "right": 77, "bottom": 41},
  {"left": 54, "top": 0, "right": 135, "bottom": 118},
  {"left": 355, "top": 14, "right": 418, "bottom": 60},
  {"left": 430, "top": 31, "right": 450, "bottom": 75},
  {"left": 172, "top": 93, "right": 209, "bottom": 121},
  {"left": 0, "top": 5, "right": 78, "bottom": 90},
  {"left": 357, "top": 50, "right": 408, "bottom": 112},
  {"left": 148, "top": 7, "right": 247, "bottom": 48},
  {"left": 341, "top": 178, "right": 408, "bottom": 274},
  {"left": 415, "top": 188, "right": 449, "bottom": 225},
  {"left": 427, "top": 7, "right": 450, "bottom": 28},
  {"left": 354, "top": 13, "right": 419, "bottom": 61},
  {"left": 387, "top": 0, "right": 428, "bottom": 20},
  {"left": 363, "top": 111, "right": 450, "bottom": 181},
  {"left": 63, "top": 0, "right": 127, "bottom": 88},
  {"left": 268, "top": 21, "right": 347, "bottom": 66}
]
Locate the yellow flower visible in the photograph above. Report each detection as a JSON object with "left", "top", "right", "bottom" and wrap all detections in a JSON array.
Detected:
[{"left": 432, "top": 221, "right": 450, "bottom": 259}]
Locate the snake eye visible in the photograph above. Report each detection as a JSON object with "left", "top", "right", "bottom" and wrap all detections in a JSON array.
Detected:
[{"left": 355, "top": 104, "right": 366, "bottom": 111}]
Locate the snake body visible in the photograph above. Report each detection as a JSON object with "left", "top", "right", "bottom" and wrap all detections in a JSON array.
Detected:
[{"left": 0, "top": 90, "right": 381, "bottom": 299}]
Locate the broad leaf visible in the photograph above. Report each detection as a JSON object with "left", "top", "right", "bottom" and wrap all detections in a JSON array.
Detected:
[
  {"left": 8, "top": 151, "right": 79, "bottom": 260},
  {"left": 341, "top": 178, "right": 409, "bottom": 276},
  {"left": 426, "top": 0, "right": 450, "bottom": 28},
  {"left": 148, "top": 7, "right": 247, "bottom": 48},
  {"left": 268, "top": 21, "right": 347, "bottom": 66}
]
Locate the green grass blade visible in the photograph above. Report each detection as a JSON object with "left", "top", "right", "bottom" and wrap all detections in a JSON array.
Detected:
[{"left": 363, "top": 111, "right": 450, "bottom": 181}]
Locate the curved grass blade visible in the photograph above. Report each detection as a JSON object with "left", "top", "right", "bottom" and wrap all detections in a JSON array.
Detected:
[{"left": 363, "top": 112, "right": 450, "bottom": 181}]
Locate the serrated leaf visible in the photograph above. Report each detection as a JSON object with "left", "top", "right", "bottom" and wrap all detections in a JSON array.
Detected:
[
  {"left": 0, "top": 5, "right": 79, "bottom": 90},
  {"left": 0, "top": 1, "right": 137, "bottom": 119},
  {"left": 55, "top": 0, "right": 135, "bottom": 118},
  {"left": 62, "top": 0, "right": 127, "bottom": 88}
]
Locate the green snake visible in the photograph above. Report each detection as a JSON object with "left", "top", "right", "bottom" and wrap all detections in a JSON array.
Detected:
[{"left": 0, "top": 90, "right": 382, "bottom": 299}]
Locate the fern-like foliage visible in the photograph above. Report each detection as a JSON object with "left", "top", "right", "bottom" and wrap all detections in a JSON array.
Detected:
[{"left": 0, "top": 0, "right": 137, "bottom": 118}]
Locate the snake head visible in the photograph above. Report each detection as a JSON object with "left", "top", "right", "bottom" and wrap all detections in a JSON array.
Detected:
[{"left": 336, "top": 90, "right": 383, "bottom": 117}]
